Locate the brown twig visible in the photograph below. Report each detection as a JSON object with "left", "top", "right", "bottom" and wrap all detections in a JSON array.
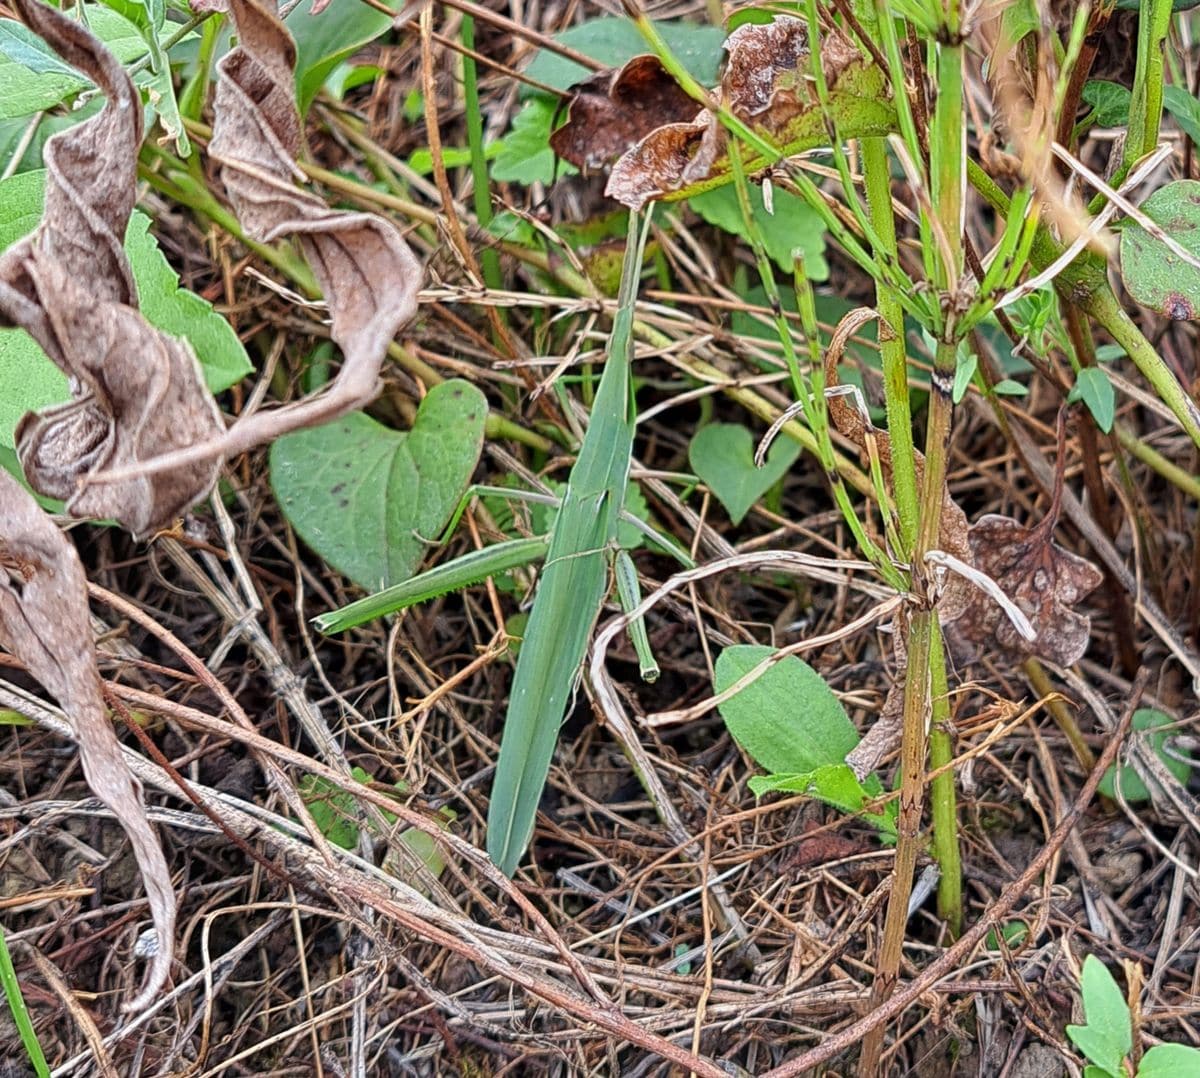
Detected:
[{"left": 761, "top": 672, "right": 1145, "bottom": 1076}]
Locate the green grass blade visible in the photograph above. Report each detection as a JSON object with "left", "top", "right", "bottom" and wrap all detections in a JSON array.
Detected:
[
  {"left": 0, "top": 925, "right": 49, "bottom": 1078},
  {"left": 487, "top": 210, "right": 651, "bottom": 875},
  {"left": 314, "top": 535, "right": 549, "bottom": 634},
  {"left": 614, "top": 548, "right": 659, "bottom": 682}
]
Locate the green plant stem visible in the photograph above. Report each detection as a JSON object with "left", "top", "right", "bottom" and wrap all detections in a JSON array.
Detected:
[
  {"left": 863, "top": 24, "right": 964, "bottom": 1071},
  {"left": 1124, "top": 0, "right": 1173, "bottom": 170},
  {"left": 0, "top": 926, "right": 49, "bottom": 1078},
  {"left": 861, "top": 138, "right": 919, "bottom": 557},
  {"left": 928, "top": 622, "right": 961, "bottom": 936},
  {"left": 460, "top": 13, "right": 503, "bottom": 293},
  {"left": 967, "top": 160, "right": 1200, "bottom": 449},
  {"left": 861, "top": 607, "right": 933, "bottom": 1075}
]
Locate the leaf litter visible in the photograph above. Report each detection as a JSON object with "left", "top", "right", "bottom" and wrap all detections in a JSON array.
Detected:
[{"left": 0, "top": 0, "right": 1192, "bottom": 1071}]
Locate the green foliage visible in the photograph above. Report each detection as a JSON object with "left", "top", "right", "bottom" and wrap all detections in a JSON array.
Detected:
[
  {"left": 1119, "top": 180, "right": 1200, "bottom": 321},
  {"left": 490, "top": 98, "right": 572, "bottom": 186},
  {"left": 0, "top": 2, "right": 192, "bottom": 144},
  {"left": 689, "top": 183, "right": 828, "bottom": 278},
  {"left": 269, "top": 380, "right": 488, "bottom": 591},
  {"left": 122, "top": 214, "right": 252, "bottom": 392},
  {"left": 285, "top": 0, "right": 403, "bottom": 115},
  {"left": 1163, "top": 86, "right": 1200, "bottom": 145},
  {"left": 714, "top": 645, "right": 896, "bottom": 837},
  {"left": 298, "top": 766, "right": 451, "bottom": 885},
  {"left": 1098, "top": 708, "right": 1194, "bottom": 802},
  {"left": 952, "top": 353, "right": 978, "bottom": 404},
  {"left": 688, "top": 422, "right": 801, "bottom": 526},
  {"left": 1067, "top": 956, "right": 1132, "bottom": 1078},
  {"left": 1083, "top": 81, "right": 1133, "bottom": 128},
  {"left": 1065, "top": 956, "right": 1200, "bottom": 1077},
  {"left": 0, "top": 170, "right": 251, "bottom": 458},
  {"left": 1069, "top": 367, "right": 1116, "bottom": 433},
  {"left": 522, "top": 17, "right": 726, "bottom": 94}
]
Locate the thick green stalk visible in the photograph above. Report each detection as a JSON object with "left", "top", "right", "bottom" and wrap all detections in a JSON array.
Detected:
[
  {"left": 928, "top": 623, "right": 961, "bottom": 935},
  {"left": 863, "top": 23, "right": 964, "bottom": 1071},
  {"left": 1124, "top": 0, "right": 1173, "bottom": 169},
  {"left": 861, "top": 137, "right": 919, "bottom": 556}
]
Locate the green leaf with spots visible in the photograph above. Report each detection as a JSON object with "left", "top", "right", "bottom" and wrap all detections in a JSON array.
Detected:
[
  {"left": 1119, "top": 179, "right": 1200, "bottom": 321},
  {"left": 269, "top": 380, "right": 488, "bottom": 591}
]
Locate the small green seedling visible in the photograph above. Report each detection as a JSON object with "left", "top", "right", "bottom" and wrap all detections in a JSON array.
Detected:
[
  {"left": 1099, "top": 708, "right": 1196, "bottom": 803},
  {"left": 299, "top": 767, "right": 452, "bottom": 888},
  {"left": 714, "top": 645, "right": 896, "bottom": 839},
  {"left": 1067, "top": 955, "right": 1200, "bottom": 1077}
]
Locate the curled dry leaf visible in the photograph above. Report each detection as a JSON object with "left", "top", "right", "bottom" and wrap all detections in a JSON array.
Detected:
[
  {"left": 0, "top": 470, "right": 175, "bottom": 1011},
  {"left": 0, "top": 0, "right": 223, "bottom": 537},
  {"left": 954, "top": 512, "right": 1104, "bottom": 666},
  {"left": 550, "top": 54, "right": 702, "bottom": 173},
  {"left": 101, "top": 0, "right": 424, "bottom": 484},
  {"left": 604, "top": 16, "right": 894, "bottom": 209}
]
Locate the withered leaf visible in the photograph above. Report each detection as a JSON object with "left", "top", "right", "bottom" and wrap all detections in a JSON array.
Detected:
[
  {"left": 0, "top": 0, "right": 223, "bottom": 538},
  {"left": 954, "top": 512, "right": 1104, "bottom": 665},
  {"left": 606, "top": 110, "right": 724, "bottom": 210},
  {"left": 107, "top": 0, "right": 423, "bottom": 480},
  {"left": 0, "top": 470, "right": 175, "bottom": 1011},
  {"left": 550, "top": 54, "right": 701, "bottom": 173},
  {"left": 604, "top": 15, "right": 894, "bottom": 209}
]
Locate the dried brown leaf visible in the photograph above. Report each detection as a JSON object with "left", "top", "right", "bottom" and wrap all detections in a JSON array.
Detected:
[
  {"left": 605, "top": 16, "right": 892, "bottom": 209},
  {"left": 954, "top": 512, "right": 1104, "bottom": 665},
  {"left": 550, "top": 54, "right": 701, "bottom": 173},
  {"left": 102, "top": 0, "right": 423, "bottom": 483},
  {"left": 605, "top": 109, "right": 723, "bottom": 210},
  {"left": 0, "top": 471, "right": 174, "bottom": 1010},
  {"left": 0, "top": 0, "right": 224, "bottom": 537}
]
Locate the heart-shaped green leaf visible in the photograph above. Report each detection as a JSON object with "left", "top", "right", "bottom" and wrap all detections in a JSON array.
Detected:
[
  {"left": 1119, "top": 179, "right": 1200, "bottom": 321},
  {"left": 270, "top": 380, "right": 487, "bottom": 590},
  {"left": 689, "top": 422, "right": 800, "bottom": 525}
]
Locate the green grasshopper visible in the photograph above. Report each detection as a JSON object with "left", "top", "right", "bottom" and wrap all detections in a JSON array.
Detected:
[{"left": 316, "top": 210, "right": 675, "bottom": 874}]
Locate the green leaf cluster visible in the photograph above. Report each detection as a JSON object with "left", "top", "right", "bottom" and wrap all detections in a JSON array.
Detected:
[
  {"left": 1067, "top": 956, "right": 1200, "bottom": 1078},
  {"left": 714, "top": 645, "right": 897, "bottom": 838}
]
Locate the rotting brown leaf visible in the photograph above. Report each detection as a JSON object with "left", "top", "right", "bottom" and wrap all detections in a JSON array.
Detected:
[
  {"left": 955, "top": 512, "right": 1104, "bottom": 665},
  {"left": 0, "top": 470, "right": 175, "bottom": 1011},
  {"left": 0, "top": 0, "right": 223, "bottom": 538},
  {"left": 95, "top": 0, "right": 424, "bottom": 484},
  {"left": 603, "top": 15, "right": 893, "bottom": 209},
  {"left": 549, "top": 54, "right": 701, "bottom": 173},
  {"left": 953, "top": 414, "right": 1104, "bottom": 665}
]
